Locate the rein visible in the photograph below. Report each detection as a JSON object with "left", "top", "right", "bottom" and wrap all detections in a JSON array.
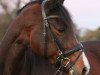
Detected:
[{"left": 41, "top": 0, "right": 83, "bottom": 75}]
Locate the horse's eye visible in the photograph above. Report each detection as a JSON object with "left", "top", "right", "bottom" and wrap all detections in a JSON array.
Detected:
[{"left": 58, "top": 28, "right": 65, "bottom": 33}]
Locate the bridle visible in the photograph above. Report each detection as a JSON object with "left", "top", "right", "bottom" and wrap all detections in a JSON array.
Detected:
[{"left": 41, "top": 0, "right": 84, "bottom": 75}]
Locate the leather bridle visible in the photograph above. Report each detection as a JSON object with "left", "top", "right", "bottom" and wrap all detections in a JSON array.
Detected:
[{"left": 41, "top": 0, "right": 84, "bottom": 75}]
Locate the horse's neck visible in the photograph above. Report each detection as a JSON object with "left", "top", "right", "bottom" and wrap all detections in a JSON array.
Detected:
[{"left": 20, "top": 48, "right": 57, "bottom": 75}]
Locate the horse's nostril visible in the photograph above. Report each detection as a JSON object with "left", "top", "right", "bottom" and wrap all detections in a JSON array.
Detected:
[{"left": 82, "top": 67, "right": 88, "bottom": 75}]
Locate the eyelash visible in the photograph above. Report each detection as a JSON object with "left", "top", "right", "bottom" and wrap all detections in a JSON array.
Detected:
[
  {"left": 48, "top": 19, "right": 66, "bottom": 34},
  {"left": 58, "top": 28, "right": 66, "bottom": 33}
]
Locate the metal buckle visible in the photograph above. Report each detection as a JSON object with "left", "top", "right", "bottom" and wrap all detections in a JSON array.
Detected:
[
  {"left": 61, "top": 57, "right": 70, "bottom": 67},
  {"left": 55, "top": 57, "right": 71, "bottom": 75}
]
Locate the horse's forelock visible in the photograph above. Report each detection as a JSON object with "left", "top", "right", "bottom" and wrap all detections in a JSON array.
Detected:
[{"left": 54, "top": 3, "right": 75, "bottom": 33}]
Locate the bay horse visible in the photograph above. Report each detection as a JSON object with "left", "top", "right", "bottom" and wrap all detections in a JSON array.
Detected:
[
  {"left": 82, "top": 41, "right": 100, "bottom": 75},
  {"left": 0, "top": 0, "right": 89, "bottom": 75},
  {"left": 17, "top": 41, "right": 99, "bottom": 75}
]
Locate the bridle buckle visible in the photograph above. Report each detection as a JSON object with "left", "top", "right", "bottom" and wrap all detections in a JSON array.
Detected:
[
  {"left": 61, "top": 57, "right": 70, "bottom": 68},
  {"left": 55, "top": 56, "right": 71, "bottom": 75},
  {"left": 55, "top": 52, "right": 71, "bottom": 69}
]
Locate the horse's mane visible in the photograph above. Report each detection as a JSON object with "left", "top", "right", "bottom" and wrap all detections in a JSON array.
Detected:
[
  {"left": 53, "top": 3, "right": 75, "bottom": 32},
  {"left": 14, "top": 47, "right": 57, "bottom": 75}
]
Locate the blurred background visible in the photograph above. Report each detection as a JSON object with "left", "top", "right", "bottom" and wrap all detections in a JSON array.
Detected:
[{"left": 0, "top": 0, "right": 100, "bottom": 41}]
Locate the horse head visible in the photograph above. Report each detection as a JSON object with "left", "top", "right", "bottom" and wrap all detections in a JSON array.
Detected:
[{"left": 0, "top": 0, "right": 89, "bottom": 75}]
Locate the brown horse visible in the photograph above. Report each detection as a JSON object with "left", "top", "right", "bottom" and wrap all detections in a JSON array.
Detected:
[
  {"left": 0, "top": 0, "right": 88, "bottom": 75},
  {"left": 15, "top": 41, "right": 99, "bottom": 75},
  {"left": 82, "top": 41, "right": 100, "bottom": 75}
]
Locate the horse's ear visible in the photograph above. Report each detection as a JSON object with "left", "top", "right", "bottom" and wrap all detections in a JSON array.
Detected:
[
  {"left": 31, "top": 0, "right": 44, "bottom": 3},
  {"left": 48, "top": 0, "right": 65, "bottom": 5},
  {"left": 44, "top": 0, "right": 65, "bottom": 10},
  {"left": 31, "top": 0, "right": 65, "bottom": 4},
  {"left": 58, "top": 0, "right": 65, "bottom": 4}
]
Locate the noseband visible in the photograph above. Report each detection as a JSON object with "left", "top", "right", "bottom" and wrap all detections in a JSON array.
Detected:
[{"left": 41, "top": 0, "right": 84, "bottom": 75}]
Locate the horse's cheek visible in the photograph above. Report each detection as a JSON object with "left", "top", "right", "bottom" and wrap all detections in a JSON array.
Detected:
[{"left": 29, "top": 29, "right": 42, "bottom": 53}]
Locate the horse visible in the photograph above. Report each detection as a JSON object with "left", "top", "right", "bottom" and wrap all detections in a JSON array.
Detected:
[
  {"left": 12, "top": 41, "right": 100, "bottom": 75},
  {"left": 0, "top": 0, "right": 89, "bottom": 75},
  {"left": 82, "top": 41, "right": 100, "bottom": 75}
]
